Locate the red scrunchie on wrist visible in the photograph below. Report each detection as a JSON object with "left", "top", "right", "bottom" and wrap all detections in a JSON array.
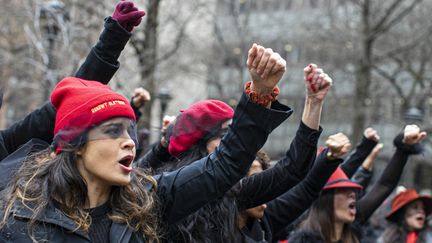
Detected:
[{"left": 244, "top": 81, "right": 279, "bottom": 107}]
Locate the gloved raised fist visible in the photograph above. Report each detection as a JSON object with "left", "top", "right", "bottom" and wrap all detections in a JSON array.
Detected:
[{"left": 112, "top": 1, "right": 145, "bottom": 32}]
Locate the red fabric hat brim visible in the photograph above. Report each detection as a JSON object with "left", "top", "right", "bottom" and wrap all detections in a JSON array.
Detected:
[
  {"left": 386, "top": 193, "right": 432, "bottom": 222},
  {"left": 323, "top": 179, "right": 363, "bottom": 191}
]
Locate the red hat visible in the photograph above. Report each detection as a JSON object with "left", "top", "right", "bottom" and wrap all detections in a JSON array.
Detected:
[
  {"left": 386, "top": 189, "right": 432, "bottom": 222},
  {"left": 322, "top": 167, "right": 363, "bottom": 191},
  {"left": 51, "top": 77, "right": 135, "bottom": 152},
  {"left": 168, "top": 100, "right": 234, "bottom": 158}
]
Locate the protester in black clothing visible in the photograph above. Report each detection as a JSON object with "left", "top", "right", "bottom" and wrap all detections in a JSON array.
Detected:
[
  {"left": 239, "top": 133, "right": 351, "bottom": 243},
  {"left": 379, "top": 188, "right": 432, "bottom": 243},
  {"left": 149, "top": 60, "right": 333, "bottom": 242},
  {"left": 289, "top": 124, "right": 427, "bottom": 243},
  {"left": 0, "top": 1, "right": 141, "bottom": 162},
  {"left": 272, "top": 128, "right": 382, "bottom": 242},
  {"left": 0, "top": 40, "right": 291, "bottom": 243}
]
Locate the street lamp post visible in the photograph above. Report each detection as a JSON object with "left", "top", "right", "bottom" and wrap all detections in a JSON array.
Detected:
[
  {"left": 157, "top": 88, "right": 172, "bottom": 136},
  {"left": 404, "top": 106, "right": 424, "bottom": 124},
  {"left": 39, "top": 0, "right": 67, "bottom": 100}
]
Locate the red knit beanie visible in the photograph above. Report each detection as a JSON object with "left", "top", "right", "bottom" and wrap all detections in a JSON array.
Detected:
[
  {"left": 168, "top": 100, "right": 234, "bottom": 158},
  {"left": 51, "top": 77, "right": 136, "bottom": 152}
]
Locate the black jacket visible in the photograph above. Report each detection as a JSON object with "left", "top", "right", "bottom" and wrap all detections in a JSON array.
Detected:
[
  {"left": 161, "top": 120, "right": 320, "bottom": 243},
  {"left": 242, "top": 149, "right": 342, "bottom": 243},
  {"left": 288, "top": 133, "right": 423, "bottom": 243},
  {"left": 236, "top": 122, "right": 322, "bottom": 211},
  {"left": 0, "top": 17, "right": 128, "bottom": 162},
  {"left": 0, "top": 93, "right": 292, "bottom": 242}
]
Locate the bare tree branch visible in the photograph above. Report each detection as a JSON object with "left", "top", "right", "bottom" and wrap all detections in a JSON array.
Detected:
[
  {"left": 370, "top": 0, "right": 421, "bottom": 39},
  {"left": 371, "top": 0, "right": 404, "bottom": 34},
  {"left": 157, "top": 3, "right": 203, "bottom": 62},
  {"left": 372, "top": 64, "right": 406, "bottom": 99}
]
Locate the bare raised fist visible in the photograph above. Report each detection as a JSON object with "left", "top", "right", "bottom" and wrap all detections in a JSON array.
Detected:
[
  {"left": 325, "top": 132, "right": 352, "bottom": 159},
  {"left": 303, "top": 64, "right": 332, "bottom": 102},
  {"left": 132, "top": 87, "right": 151, "bottom": 108},
  {"left": 247, "top": 43, "right": 286, "bottom": 94},
  {"left": 402, "top": 124, "right": 427, "bottom": 145},
  {"left": 363, "top": 127, "right": 380, "bottom": 142}
]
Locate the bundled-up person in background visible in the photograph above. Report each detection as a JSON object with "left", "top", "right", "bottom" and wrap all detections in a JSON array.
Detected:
[
  {"left": 378, "top": 188, "right": 432, "bottom": 243},
  {"left": 239, "top": 132, "right": 351, "bottom": 243},
  {"left": 289, "top": 125, "right": 427, "bottom": 243}
]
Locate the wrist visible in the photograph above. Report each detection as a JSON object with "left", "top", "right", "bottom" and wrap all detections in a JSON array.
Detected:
[
  {"left": 250, "top": 82, "right": 276, "bottom": 95},
  {"left": 326, "top": 151, "right": 338, "bottom": 160},
  {"left": 244, "top": 81, "right": 279, "bottom": 107},
  {"left": 305, "top": 96, "right": 324, "bottom": 106}
]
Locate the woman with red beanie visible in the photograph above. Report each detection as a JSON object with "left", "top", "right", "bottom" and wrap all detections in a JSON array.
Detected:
[
  {"left": 288, "top": 125, "right": 427, "bottom": 243},
  {"left": 379, "top": 188, "right": 432, "bottom": 243},
  {"left": 0, "top": 40, "right": 290, "bottom": 242}
]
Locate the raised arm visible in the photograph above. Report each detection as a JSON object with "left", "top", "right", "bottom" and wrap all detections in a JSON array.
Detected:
[
  {"left": 0, "top": 2, "right": 144, "bottom": 161},
  {"left": 340, "top": 128, "right": 379, "bottom": 178},
  {"left": 237, "top": 63, "right": 332, "bottom": 210},
  {"left": 264, "top": 133, "right": 350, "bottom": 236},
  {"left": 155, "top": 44, "right": 292, "bottom": 224},
  {"left": 75, "top": 1, "right": 144, "bottom": 83},
  {"left": 351, "top": 143, "right": 383, "bottom": 188},
  {"left": 357, "top": 125, "right": 426, "bottom": 224}
]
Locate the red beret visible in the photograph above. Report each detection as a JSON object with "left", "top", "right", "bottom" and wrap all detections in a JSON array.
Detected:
[{"left": 168, "top": 100, "right": 234, "bottom": 158}]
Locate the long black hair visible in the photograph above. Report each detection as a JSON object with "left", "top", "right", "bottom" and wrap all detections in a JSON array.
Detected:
[
  {"left": 159, "top": 121, "right": 243, "bottom": 242},
  {"left": 298, "top": 189, "right": 359, "bottom": 243}
]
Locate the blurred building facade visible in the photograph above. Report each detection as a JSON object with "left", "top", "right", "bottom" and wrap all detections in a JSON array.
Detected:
[{"left": 207, "top": 0, "right": 432, "bottom": 191}]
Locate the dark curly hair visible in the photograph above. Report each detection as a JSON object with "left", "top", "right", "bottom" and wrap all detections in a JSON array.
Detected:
[{"left": 1, "top": 135, "right": 160, "bottom": 242}]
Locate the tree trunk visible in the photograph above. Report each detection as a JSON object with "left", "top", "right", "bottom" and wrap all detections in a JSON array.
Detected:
[
  {"left": 352, "top": 0, "right": 373, "bottom": 144},
  {"left": 137, "top": 0, "right": 160, "bottom": 130}
]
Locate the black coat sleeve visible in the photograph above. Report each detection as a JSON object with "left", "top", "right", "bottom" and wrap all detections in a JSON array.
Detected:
[
  {"left": 0, "top": 102, "right": 56, "bottom": 161},
  {"left": 154, "top": 93, "right": 293, "bottom": 224},
  {"left": 264, "top": 148, "right": 342, "bottom": 236},
  {"left": 135, "top": 142, "right": 175, "bottom": 171},
  {"left": 351, "top": 166, "right": 373, "bottom": 189},
  {"left": 75, "top": 17, "right": 131, "bottom": 84},
  {"left": 236, "top": 121, "right": 322, "bottom": 210},
  {"left": 356, "top": 136, "right": 420, "bottom": 224},
  {"left": 340, "top": 136, "right": 377, "bottom": 178}
]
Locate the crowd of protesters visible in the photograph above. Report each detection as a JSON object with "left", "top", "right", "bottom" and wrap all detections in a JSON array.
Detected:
[{"left": 0, "top": 1, "right": 430, "bottom": 243}]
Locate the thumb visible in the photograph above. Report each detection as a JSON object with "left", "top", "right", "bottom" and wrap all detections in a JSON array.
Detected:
[{"left": 124, "top": 10, "right": 146, "bottom": 21}]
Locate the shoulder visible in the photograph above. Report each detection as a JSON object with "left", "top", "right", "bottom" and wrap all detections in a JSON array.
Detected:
[{"left": 288, "top": 230, "right": 324, "bottom": 243}]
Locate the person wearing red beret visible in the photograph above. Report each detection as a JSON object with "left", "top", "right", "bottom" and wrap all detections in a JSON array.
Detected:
[
  {"left": 151, "top": 49, "right": 332, "bottom": 241},
  {"left": 289, "top": 125, "right": 427, "bottom": 243},
  {"left": 0, "top": 39, "right": 291, "bottom": 242},
  {"left": 379, "top": 189, "right": 432, "bottom": 243}
]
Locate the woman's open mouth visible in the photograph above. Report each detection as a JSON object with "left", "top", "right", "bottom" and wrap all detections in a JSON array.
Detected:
[
  {"left": 119, "top": 155, "right": 133, "bottom": 173},
  {"left": 348, "top": 201, "right": 356, "bottom": 215}
]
